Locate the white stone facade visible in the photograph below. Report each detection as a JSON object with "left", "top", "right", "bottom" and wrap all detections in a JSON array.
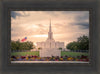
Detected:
[
  {"left": 39, "top": 48, "right": 61, "bottom": 57},
  {"left": 37, "top": 41, "right": 64, "bottom": 49},
  {"left": 36, "top": 20, "right": 64, "bottom": 57}
]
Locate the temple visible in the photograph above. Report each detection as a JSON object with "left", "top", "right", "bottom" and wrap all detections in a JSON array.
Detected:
[{"left": 36, "top": 20, "right": 64, "bottom": 57}]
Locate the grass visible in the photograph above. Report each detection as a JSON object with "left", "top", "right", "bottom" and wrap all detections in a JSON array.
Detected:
[
  {"left": 11, "top": 51, "right": 39, "bottom": 56},
  {"left": 11, "top": 51, "right": 88, "bottom": 57},
  {"left": 61, "top": 51, "right": 88, "bottom": 57}
]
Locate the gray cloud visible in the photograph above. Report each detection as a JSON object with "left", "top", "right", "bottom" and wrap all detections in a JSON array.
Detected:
[
  {"left": 75, "top": 13, "right": 89, "bottom": 21},
  {"left": 11, "top": 11, "right": 30, "bottom": 19},
  {"left": 78, "top": 23, "right": 89, "bottom": 29},
  {"left": 11, "top": 11, "right": 22, "bottom": 19},
  {"left": 71, "top": 22, "right": 89, "bottom": 29},
  {"left": 69, "top": 12, "right": 89, "bottom": 29}
]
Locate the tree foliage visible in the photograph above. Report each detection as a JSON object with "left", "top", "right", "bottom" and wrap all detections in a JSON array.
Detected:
[
  {"left": 11, "top": 40, "right": 35, "bottom": 52},
  {"left": 38, "top": 47, "right": 42, "bottom": 50},
  {"left": 59, "top": 48, "right": 62, "bottom": 51},
  {"left": 66, "top": 35, "right": 89, "bottom": 50}
]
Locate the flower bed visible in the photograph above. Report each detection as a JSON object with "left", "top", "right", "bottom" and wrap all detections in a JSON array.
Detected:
[{"left": 10, "top": 55, "right": 89, "bottom": 62}]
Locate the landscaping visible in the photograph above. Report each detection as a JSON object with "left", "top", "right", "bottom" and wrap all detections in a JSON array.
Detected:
[
  {"left": 11, "top": 51, "right": 88, "bottom": 57},
  {"left": 61, "top": 51, "right": 88, "bottom": 57},
  {"left": 11, "top": 55, "right": 89, "bottom": 62},
  {"left": 11, "top": 51, "right": 39, "bottom": 56},
  {"left": 11, "top": 51, "right": 89, "bottom": 62}
]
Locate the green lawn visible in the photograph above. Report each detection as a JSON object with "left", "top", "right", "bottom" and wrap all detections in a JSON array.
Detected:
[
  {"left": 11, "top": 51, "right": 88, "bottom": 57},
  {"left": 61, "top": 51, "right": 88, "bottom": 57},
  {"left": 11, "top": 51, "right": 39, "bottom": 56}
]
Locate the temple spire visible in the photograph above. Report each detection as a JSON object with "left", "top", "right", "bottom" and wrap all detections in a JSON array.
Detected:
[
  {"left": 47, "top": 19, "right": 53, "bottom": 40},
  {"left": 49, "top": 19, "right": 51, "bottom": 32}
]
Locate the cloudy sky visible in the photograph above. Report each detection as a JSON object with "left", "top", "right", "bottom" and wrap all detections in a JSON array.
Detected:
[{"left": 11, "top": 11, "right": 89, "bottom": 47}]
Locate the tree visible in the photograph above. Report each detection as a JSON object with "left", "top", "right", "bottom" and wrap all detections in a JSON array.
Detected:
[
  {"left": 77, "top": 35, "right": 89, "bottom": 50},
  {"left": 38, "top": 47, "right": 42, "bottom": 50},
  {"left": 16, "top": 40, "right": 20, "bottom": 51},
  {"left": 66, "top": 41, "right": 79, "bottom": 50},
  {"left": 11, "top": 41, "right": 17, "bottom": 52},
  {"left": 59, "top": 48, "right": 62, "bottom": 51},
  {"left": 66, "top": 35, "right": 89, "bottom": 51},
  {"left": 11, "top": 40, "right": 34, "bottom": 52}
]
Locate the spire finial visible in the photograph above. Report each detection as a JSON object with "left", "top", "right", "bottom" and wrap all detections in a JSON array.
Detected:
[
  {"left": 49, "top": 19, "right": 51, "bottom": 32},
  {"left": 50, "top": 18, "right": 51, "bottom": 26}
]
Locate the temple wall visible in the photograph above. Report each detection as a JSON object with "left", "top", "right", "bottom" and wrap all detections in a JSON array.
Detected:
[
  {"left": 58, "top": 42, "right": 64, "bottom": 48},
  {"left": 39, "top": 48, "right": 61, "bottom": 57},
  {"left": 37, "top": 41, "right": 64, "bottom": 49},
  {"left": 36, "top": 22, "right": 64, "bottom": 57}
]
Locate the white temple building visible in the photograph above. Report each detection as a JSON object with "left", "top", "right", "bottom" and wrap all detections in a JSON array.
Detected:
[{"left": 36, "top": 20, "right": 64, "bottom": 57}]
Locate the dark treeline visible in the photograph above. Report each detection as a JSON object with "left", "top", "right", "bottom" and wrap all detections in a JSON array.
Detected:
[
  {"left": 66, "top": 35, "right": 89, "bottom": 51},
  {"left": 11, "top": 40, "right": 35, "bottom": 52}
]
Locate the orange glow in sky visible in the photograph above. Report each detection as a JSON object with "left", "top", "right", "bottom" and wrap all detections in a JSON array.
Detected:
[{"left": 11, "top": 11, "right": 89, "bottom": 46}]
